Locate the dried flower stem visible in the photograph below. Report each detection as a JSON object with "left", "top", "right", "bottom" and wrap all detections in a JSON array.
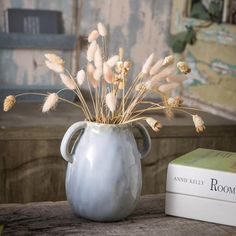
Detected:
[
  {"left": 85, "top": 66, "right": 97, "bottom": 118},
  {"left": 65, "top": 69, "right": 93, "bottom": 120},
  {"left": 122, "top": 116, "right": 149, "bottom": 124},
  {"left": 15, "top": 92, "right": 85, "bottom": 111}
]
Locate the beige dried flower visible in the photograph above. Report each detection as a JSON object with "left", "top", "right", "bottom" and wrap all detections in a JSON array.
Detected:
[
  {"left": 107, "top": 55, "right": 119, "bottom": 67},
  {"left": 162, "top": 55, "right": 174, "bottom": 67},
  {"left": 76, "top": 69, "right": 85, "bottom": 86},
  {"left": 97, "top": 22, "right": 107, "bottom": 36},
  {"left": 146, "top": 118, "right": 162, "bottom": 132},
  {"left": 93, "top": 68, "right": 103, "bottom": 81},
  {"left": 94, "top": 46, "right": 103, "bottom": 68},
  {"left": 166, "top": 75, "right": 187, "bottom": 83},
  {"left": 87, "top": 63, "right": 98, "bottom": 88},
  {"left": 60, "top": 73, "right": 76, "bottom": 90},
  {"left": 87, "top": 40, "right": 97, "bottom": 62},
  {"left": 135, "top": 83, "right": 147, "bottom": 92},
  {"left": 45, "top": 60, "right": 64, "bottom": 73},
  {"left": 150, "top": 59, "right": 163, "bottom": 76},
  {"left": 151, "top": 66, "right": 175, "bottom": 84},
  {"left": 3, "top": 95, "right": 16, "bottom": 112},
  {"left": 135, "top": 81, "right": 151, "bottom": 92},
  {"left": 167, "top": 96, "right": 183, "bottom": 107},
  {"left": 118, "top": 81, "right": 125, "bottom": 90},
  {"left": 103, "top": 62, "right": 113, "bottom": 84},
  {"left": 158, "top": 82, "right": 178, "bottom": 93},
  {"left": 106, "top": 92, "right": 117, "bottom": 112},
  {"left": 87, "top": 63, "right": 95, "bottom": 76},
  {"left": 123, "top": 61, "right": 132, "bottom": 74},
  {"left": 192, "top": 115, "right": 205, "bottom": 133},
  {"left": 142, "top": 53, "right": 154, "bottom": 74},
  {"left": 44, "top": 53, "right": 64, "bottom": 65},
  {"left": 177, "top": 61, "right": 191, "bottom": 74},
  {"left": 88, "top": 30, "right": 99, "bottom": 43},
  {"left": 42, "top": 93, "right": 59, "bottom": 113},
  {"left": 115, "top": 61, "right": 123, "bottom": 73}
]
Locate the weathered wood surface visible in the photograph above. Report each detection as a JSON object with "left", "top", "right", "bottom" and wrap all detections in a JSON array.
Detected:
[
  {"left": 1, "top": 103, "right": 236, "bottom": 203},
  {"left": 0, "top": 194, "right": 235, "bottom": 236}
]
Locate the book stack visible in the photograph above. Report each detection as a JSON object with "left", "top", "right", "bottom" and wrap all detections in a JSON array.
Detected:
[
  {"left": 3, "top": 8, "right": 63, "bottom": 34},
  {"left": 165, "top": 148, "right": 236, "bottom": 226}
]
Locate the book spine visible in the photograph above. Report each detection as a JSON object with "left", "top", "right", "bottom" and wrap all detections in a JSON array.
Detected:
[{"left": 166, "top": 164, "right": 236, "bottom": 202}]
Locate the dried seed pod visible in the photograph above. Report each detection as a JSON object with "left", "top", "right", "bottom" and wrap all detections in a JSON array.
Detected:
[
  {"left": 151, "top": 66, "right": 175, "bottom": 83},
  {"left": 167, "top": 96, "right": 183, "bottom": 107},
  {"left": 118, "top": 81, "right": 124, "bottom": 90},
  {"left": 3, "top": 95, "right": 16, "bottom": 112},
  {"left": 94, "top": 46, "right": 103, "bottom": 68},
  {"left": 45, "top": 60, "right": 64, "bottom": 73},
  {"left": 93, "top": 67, "right": 103, "bottom": 81},
  {"left": 142, "top": 53, "right": 154, "bottom": 74},
  {"left": 107, "top": 55, "right": 119, "bottom": 67},
  {"left": 86, "top": 40, "right": 97, "bottom": 62},
  {"left": 97, "top": 22, "right": 107, "bottom": 36},
  {"left": 150, "top": 59, "right": 163, "bottom": 76},
  {"left": 162, "top": 55, "right": 174, "bottom": 67},
  {"left": 44, "top": 53, "right": 64, "bottom": 65},
  {"left": 60, "top": 73, "right": 77, "bottom": 90},
  {"left": 146, "top": 118, "right": 162, "bottom": 132},
  {"left": 87, "top": 63, "right": 98, "bottom": 88},
  {"left": 88, "top": 30, "right": 99, "bottom": 43},
  {"left": 158, "top": 82, "right": 178, "bottom": 93},
  {"left": 177, "top": 61, "right": 191, "bottom": 74},
  {"left": 192, "top": 115, "right": 206, "bottom": 133},
  {"left": 166, "top": 75, "right": 187, "bottom": 83},
  {"left": 76, "top": 69, "right": 85, "bottom": 86},
  {"left": 42, "top": 93, "right": 59, "bottom": 113},
  {"left": 105, "top": 92, "right": 117, "bottom": 112},
  {"left": 103, "top": 62, "right": 113, "bottom": 84}
]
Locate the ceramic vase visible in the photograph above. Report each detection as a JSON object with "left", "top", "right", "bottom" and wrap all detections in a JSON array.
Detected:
[{"left": 60, "top": 121, "right": 151, "bottom": 222}]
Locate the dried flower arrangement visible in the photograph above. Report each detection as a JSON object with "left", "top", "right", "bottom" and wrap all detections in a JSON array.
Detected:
[{"left": 3, "top": 22, "right": 205, "bottom": 133}]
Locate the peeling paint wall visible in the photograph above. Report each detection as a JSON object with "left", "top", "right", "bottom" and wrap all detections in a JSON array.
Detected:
[
  {"left": 0, "top": 0, "right": 172, "bottom": 99},
  {"left": 171, "top": 0, "right": 236, "bottom": 120},
  {"left": 79, "top": 0, "right": 172, "bottom": 76},
  {"left": 0, "top": 0, "right": 77, "bottom": 100}
]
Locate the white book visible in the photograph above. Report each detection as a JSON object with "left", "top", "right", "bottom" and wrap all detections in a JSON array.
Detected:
[
  {"left": 166, "top": 148, "right": 236, "bottom": 203},
  {"left": 165, "top": 192, "right": 236, "bottom": 227},
  {"left": 166, "top": 165, "right": 236, "bottom": 202},
  {"left": 165, "top": 148, "right": 236, "bottom": 226}
]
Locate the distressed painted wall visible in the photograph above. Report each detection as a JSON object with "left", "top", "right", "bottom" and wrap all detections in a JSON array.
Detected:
[
  {"left": 0, "top": 0, "right": 172, "bottom": 100},
  {"left": 79, "top": 0, "right": 172, "bottom": 77},
  {"left": 171, "top": 0, "right": 236, "bottom": 121},
  {"left": 0, "top": 0, "right": 78, "bottom": 100}
]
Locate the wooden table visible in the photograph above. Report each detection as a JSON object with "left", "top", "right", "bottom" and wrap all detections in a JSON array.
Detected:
[{"left": 0, "top": 194, "right": 235, "bottom": 235}]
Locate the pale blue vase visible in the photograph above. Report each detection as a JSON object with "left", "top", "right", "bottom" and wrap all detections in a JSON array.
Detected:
[{"left": 60, "top": 121, "right": 151, "bottom": 222}]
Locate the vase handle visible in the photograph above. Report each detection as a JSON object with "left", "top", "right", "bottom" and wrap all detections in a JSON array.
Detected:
[
  {"left": 133, "top": 123, "right": 151, "bottom": 159},
  {"left": 60, "top": 121, "right": 87, "bottom": 163}
]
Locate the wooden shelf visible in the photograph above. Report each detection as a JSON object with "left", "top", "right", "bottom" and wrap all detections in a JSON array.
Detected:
[{"left": 0, "top": 33, "right": 77, "bottom": 50}]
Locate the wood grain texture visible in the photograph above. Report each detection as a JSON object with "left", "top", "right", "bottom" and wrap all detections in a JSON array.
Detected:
[{"left": 0, "top": 194, "right": 235, "bottom": 235}]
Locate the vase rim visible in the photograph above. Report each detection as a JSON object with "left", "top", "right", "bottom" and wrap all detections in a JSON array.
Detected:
[{"left": 85, "top": 121, "right": 133, "bottom": 129}]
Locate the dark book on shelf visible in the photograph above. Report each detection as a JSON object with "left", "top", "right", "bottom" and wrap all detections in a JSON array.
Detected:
[{"left": 4, "top": 8, "right": 63, "bottom": 34}]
